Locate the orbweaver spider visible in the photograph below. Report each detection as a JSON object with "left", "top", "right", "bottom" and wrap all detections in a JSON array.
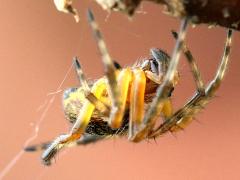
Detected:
[{"left": 25, "top": 9, "right": 233, "bottom": 166}]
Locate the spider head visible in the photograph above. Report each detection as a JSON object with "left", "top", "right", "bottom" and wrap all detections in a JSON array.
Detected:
[
  {"left": 140, "top": 48, "right": 170, "bottom": 75},
  {"left": 140, "top": 48, "right": 179, "bottom": 86}
]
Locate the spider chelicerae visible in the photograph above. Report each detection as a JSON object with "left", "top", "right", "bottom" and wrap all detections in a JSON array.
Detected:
[{"left": 25, "top": 9, "right": 233, "bottom": 166}]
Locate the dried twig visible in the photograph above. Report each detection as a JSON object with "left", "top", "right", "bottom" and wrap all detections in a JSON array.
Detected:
[{"left": 54, "top": 0, "right": 240, "bottom": 30}]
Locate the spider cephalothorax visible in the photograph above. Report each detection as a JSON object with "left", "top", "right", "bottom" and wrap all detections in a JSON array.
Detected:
[{"left": 25, "top": 9, "right": 233, "bottom": 166}]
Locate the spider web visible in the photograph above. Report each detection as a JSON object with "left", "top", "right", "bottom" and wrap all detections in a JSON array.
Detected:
[{"left": 0, "top": 62, "right": 74, "bottom": 179}]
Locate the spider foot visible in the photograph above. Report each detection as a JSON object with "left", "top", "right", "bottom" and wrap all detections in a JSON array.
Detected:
[{"left": 41, "top": 134, "right": 70, "bottom": 165}]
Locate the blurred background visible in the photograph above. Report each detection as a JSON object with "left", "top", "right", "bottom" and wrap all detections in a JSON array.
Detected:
[{"left": 0, "top": 0, "right": 240, "bottom": 179}]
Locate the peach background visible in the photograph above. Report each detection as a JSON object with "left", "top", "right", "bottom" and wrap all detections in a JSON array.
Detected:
[{"left": 0, "top": 0, "right": 240, "bottom": 180}]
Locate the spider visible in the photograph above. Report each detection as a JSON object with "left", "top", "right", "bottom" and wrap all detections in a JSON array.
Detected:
[{"left": 25, "top": 9, "right": 233, "bottom": 166}]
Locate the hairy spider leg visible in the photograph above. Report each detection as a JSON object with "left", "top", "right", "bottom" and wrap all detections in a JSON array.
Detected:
[
  {"left": 151, "top": 29, "right": 233, "bottom": 136},
  {"left": 147, "top": 30, "right": 206, "bottom": 134},
  {"left": 73, "top": 57, "right": 91, "bottom": 91},
  {"left": 171, "top": 31, "right": 205, "bottom": 92},
  {"left": 87, "top": 9, "right": 133, "bottom": 129},
  {"left": 129, "top": 18, "right": 189, "bottom": 142},
  {"left": 87, "top": 9, "right": 118, "bottom": 107},
  {"left": 87, "top": 9, "right": 170, "bottom": 131},
  {"left": 128, "top": 69, "right": 146, "bottom": 138},
  {"left": 159, "top": 30, "right": 206, "bottom": 132},
  {"left": 74, "top": 57, "right": 110, "bottom": 116},
  {"left": 206, "top": 29, "right": 232, "bottom": 95},
  {"left": 111, "top": 68, "right": 132, "bottom": 128},
  {"left": 41, "top": 78, "right": 107, "bottom": 165},
  {"left": 128, "top": 52, "right": 173, "bottom": 140},
  {"left": 65, "top": 79, "right": 106, "bottom": 139},
  {"left": 24, "top": 134, "right": 105, "bottom": 152}
]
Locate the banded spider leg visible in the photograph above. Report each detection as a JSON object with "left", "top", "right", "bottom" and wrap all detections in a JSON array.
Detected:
[{"left": 150, "top": 29, "right": 233, "bottom": 137}]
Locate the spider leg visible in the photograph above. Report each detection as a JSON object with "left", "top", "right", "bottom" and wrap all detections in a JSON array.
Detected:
[
  {"left": 205, "top": 29, "right": 232, "bottom": 96},
  {"left": 129, "top": 48, "right": 175, "bottom": 138},
  {"left": 75, "top": 134, "right": 105, "bottom": 145},
  {"left": 100, "top": 50, "right": 176, "bottom": 139},
  {"left": 129, "top": 18, "right": 189, "bottom": 141},
  {"left": 79, "top": 52, "right": 174, "bottom": 142},
  {"left": 157, "top": 30, "right": 206, "bottom": 132},
  {"left": 87, "top": 9, "right": 119, "bottom": 106},
  {"left": 110, "top": 68, "right": 132, "bottom": 128},
  {"left": 87, "top": 9, "right": 134, "bottom": 129},
  {"left": 24, "top": 134, "right": 104, "bottom": 152},
  {"left": 162, "top": 99, "right": 174, "bottom": 119},
  {"left": 41, "top": 78, "right": 107, "bottom": 165},
  {"left": 150, "top": 29, "right": 233, "bottom": 136},
  {"left": 128, "top": 68, "right": 174, "bottom": 141},
  {"left": 171, "top": 30, "right": 205, "bottom": 92},
  {"left": 128, "top": 69, "right": 146, "bottom": 139},
  {"left": 74, "top": 57, "right": 110, "bottom": 116}
]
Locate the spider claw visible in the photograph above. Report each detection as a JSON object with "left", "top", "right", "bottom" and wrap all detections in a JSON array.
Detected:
[
  {"left": 41, "top": 134, "right": 69, "bottom": 165},
  {"left": 41, "top": 142, "right": 59, "bottom": 165}
]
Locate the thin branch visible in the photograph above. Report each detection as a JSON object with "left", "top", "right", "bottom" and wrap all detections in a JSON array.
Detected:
[{"left": 53, "top": 0, "right": 240, "bottom": 30}]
